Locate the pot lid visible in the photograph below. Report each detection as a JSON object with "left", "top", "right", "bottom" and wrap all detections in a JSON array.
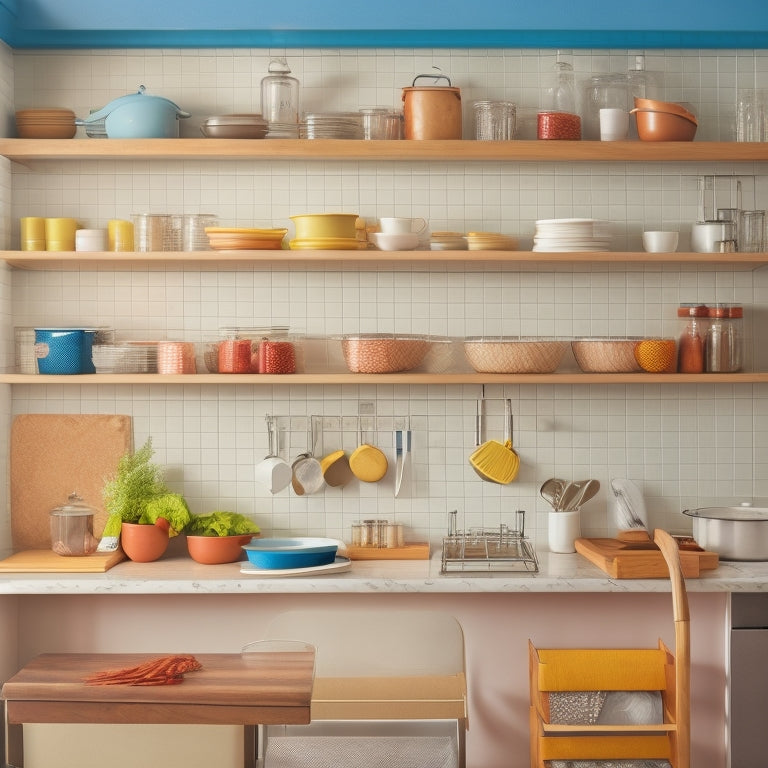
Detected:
[
  {"left": 683, "top": 504, "right": 768, "bottom": 522},
  {"left": 81, "top": 85, "right": 189, "bottom": 124},
  {"left": 50, "top": 492, "right": 96, "bottom": 517}
]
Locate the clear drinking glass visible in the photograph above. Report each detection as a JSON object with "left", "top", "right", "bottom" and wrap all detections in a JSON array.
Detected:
[
  {"left": 736, "top": 89, "right": 768, "bottom": 142},
  {"left": 740, "top": 210, "right": 766, "bottom": 252}
]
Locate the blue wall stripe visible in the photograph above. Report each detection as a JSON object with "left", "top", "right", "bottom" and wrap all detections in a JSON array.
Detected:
[{"left": 5, "top": 28, "right": 768, "bottom": 49}]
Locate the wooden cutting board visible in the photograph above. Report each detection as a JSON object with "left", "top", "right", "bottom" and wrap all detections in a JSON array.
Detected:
[
  {"left": 10, "top": 414, "right": 133, "bottom": 552},
  {"left": 575, "top": 537, "right": 719, "bottom": 578},
  {"left": 0, "top": 548, "right": 125, "bottom": 573}
]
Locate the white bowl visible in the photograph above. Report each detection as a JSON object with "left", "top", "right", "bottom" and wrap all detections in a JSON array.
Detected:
[
  {"left": 642, "top": 230, "right": 679, "bottom": 253},
  {"left": 369, "top": 232, "right": 420, "bottom": 251}
]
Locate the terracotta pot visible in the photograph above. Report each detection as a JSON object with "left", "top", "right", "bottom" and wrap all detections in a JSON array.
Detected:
[
  {"left": 120, "top": 521, "right": 170, "bottom": 562},
  {"left": 186, "top": 534, "right": 255, "bottom": 565}
]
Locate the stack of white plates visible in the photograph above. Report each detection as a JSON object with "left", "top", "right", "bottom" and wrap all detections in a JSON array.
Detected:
[
  {"left": 300, "top": 112, "right": 364, "bottom": 139},
  {"left": 533, "top": 218, "right": 612, "bottom": 252}
]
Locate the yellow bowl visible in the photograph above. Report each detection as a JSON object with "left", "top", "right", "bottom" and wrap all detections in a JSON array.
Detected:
[{"left": 290, "top": 213, "right": 359, "bottom": 240}]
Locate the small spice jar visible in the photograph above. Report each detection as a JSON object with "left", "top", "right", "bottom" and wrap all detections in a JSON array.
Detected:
[{"left": 677, "top": 303, "right": 708, "bottom": 373}]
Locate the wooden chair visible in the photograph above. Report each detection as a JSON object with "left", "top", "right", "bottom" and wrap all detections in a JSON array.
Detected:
[
  {"left": 529, "top": 528, "right": 690, "bottom": 768},
  {"left": 260, "top": 608, "right": 468, "bottom": 768}
]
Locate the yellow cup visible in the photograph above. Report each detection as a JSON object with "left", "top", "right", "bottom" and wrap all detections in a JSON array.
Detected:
[
  {"left": 44, "top": 217, "right": 78, "bottom": 251},
  {"left": 107, "top": 219, "right": 135, "bottom": 252},
  {"left": 20, "top": 217, "right": 46, "bottom": 251}
]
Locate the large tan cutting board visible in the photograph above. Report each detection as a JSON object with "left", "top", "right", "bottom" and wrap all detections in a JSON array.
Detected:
[
  {"left": 575, "top": 537, "right": 719, "bottom": 578},
  {"left": 0, "top": 548, "right": 125, "bottom": 572},
  {"left": 10, "top": 414, "right": 133, "bottom": 551}
]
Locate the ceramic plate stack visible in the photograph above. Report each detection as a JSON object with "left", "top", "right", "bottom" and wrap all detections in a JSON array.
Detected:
[
  {"left": 300, "top": 112, "right": 364, "bottom": 139},
  {"left": 205, "top": 227, "right": 287, "bottom": 250},
  {"left": 533, "top": 218, "right": 612, "bottom": 252},
  {"left": 430, "top": 232, "right": 468, "bottom": 251},
  {"left": 201, "top": 114, "right": 268, "bottom": 139},
  {"left": 15, "top": 109, "right": 76, "bottom": 139},
  {"left": 466, "top": 231, "right": 518, "bottom": 251}
]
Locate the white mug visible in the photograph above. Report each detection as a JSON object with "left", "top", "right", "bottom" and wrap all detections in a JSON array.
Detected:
[
  {"left": 599, "top": 108, "right": 629, "bottom": 141},
  {"left": 379, "top": 216, "right": 427, "bottom": 235},
  {"left": 548, "top": 510, "right": 581, "bottom": 554}
]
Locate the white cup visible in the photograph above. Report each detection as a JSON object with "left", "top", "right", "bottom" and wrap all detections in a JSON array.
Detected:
[
  {"left": 254, "top": 455, "right": 292, "bottom": 494},
  {"left": 599, "top": 108, "right": 629, "bottom": 141},
  {"left": 642, "top": 230, "right": 679, "bottom": 253},
  {"left": 379, "top": 216, "right": 427, "bottom": 235},
  {"left": 548, "top": 510, "right": 581, "bottom": 554}
]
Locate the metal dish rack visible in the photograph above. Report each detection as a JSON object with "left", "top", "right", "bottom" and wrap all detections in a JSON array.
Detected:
[{"left": 441, "top": 510, "right": 538, "bottom": 573}]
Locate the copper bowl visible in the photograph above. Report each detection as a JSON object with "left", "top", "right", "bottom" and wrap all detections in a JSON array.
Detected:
[
  {"left": 632, "top": 109, "right": 697, "bottom": 142},
  {"left": 187, "top": 534, "right": 255, "bottom": 564}
]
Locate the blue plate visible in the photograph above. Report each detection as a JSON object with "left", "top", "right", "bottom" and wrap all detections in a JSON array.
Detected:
[{"left": 242, "top": 537, "right": 339, "bottom": 570}]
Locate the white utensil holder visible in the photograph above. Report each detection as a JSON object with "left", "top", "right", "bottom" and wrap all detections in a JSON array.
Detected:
[{"left": 548, "top": 510, "right": 581, "bottom": 553}]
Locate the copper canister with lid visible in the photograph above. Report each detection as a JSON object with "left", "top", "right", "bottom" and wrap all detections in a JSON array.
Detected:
[{"left": 402, "top": 73, "right": 462, "bottom": 140}]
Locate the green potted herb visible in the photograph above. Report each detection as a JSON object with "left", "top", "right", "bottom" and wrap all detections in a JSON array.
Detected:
[{"left": 100, "top": 438, "right": 192, "bottom": 562}]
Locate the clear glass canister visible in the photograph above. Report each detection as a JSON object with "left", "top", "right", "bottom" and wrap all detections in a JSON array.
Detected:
[
  {"left": 705, "top": 304, "right": 743, "bottom": 373},
  {"left": 473, "top": 100, "right": 517, "bottom": 140},
  {"left": 261, "top": 57, "right": 300, "bottom": 126},
  {"left": 50, "top": 492, "right": 99, "bottom": 556},
  {"left": 538, "top": 54, "right": 581, "bottom": 140}
]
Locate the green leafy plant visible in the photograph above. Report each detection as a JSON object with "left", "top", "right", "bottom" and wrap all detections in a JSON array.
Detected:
[
  {"left": 102, "top": 438, "right": 189, "bottom": 538},
  {"left": 186, "top": 511, "right": 260, "bottom": 538}
]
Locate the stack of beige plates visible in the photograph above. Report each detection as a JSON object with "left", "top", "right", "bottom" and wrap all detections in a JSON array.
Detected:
[
  {"left": 205, "top": 227, "right": 288, "bottom": 250},
  {"left": 430, "top": 232, "right": 468, "bottom": 251},
  {"left": 201, "top": 115, "right": 268, "bottom": 139},
  {"left": 15, "top": 109, "right": 76, "bottom": 139},
  {"left": 466, "top": 231, "right": 518, "bottom": 250}
]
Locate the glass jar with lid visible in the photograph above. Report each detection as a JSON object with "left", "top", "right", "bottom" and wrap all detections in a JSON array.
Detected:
[
  {"left": 538, "top": 52, "right": 581, "bottom": 140},
  {"left": 260, "top": 57, "right": 300, "bottom": 132}
]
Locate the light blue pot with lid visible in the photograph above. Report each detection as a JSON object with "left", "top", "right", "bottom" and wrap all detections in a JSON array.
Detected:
[{"left": 76, "top": 85, "right": 190, "bottom": 138}]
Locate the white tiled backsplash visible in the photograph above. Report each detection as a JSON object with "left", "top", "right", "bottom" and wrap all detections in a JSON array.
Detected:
[{"left": 3, "top": 46, "right": 768, "bottom": 550}]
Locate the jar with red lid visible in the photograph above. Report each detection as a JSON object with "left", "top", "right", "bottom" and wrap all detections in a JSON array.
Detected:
[{"left": 677, "top": 303, "right": 708, "bottom": 373}]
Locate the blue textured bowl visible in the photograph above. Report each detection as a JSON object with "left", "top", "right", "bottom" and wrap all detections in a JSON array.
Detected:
[{"left": 242, "top": 537, "right": 338, "bottom": 570}]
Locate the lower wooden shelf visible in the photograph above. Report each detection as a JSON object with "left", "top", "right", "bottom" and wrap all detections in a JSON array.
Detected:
[{"left": 0, "top": 372, "right": 765, "bottom": 385}]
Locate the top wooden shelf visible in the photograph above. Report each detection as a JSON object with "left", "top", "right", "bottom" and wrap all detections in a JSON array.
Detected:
[{"left": 1, "top": 139, "right": 768, "bottom": 164}]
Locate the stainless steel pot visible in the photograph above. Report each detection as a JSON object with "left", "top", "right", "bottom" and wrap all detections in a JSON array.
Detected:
[{"left": 683, "top": 504, "right": 768, "bottom": 560}]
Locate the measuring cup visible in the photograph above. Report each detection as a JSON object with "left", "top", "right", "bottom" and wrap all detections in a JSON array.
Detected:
[
  {"left": 349, "top": 421, "right": 388, "bottom": 483},
  {"left": 254, "top": 417, "right": 292, "bottom": 494},
  {"left": 291, "top": 416, "right": 325, "bottom": 495},
  {"left": 320, "top": 449, "right": 353, "bottom": 488}
]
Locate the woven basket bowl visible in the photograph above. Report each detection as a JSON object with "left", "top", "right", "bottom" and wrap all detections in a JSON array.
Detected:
[
  {"left": 342, "top": 335, "right": 430, "bottom": 373},
  {"left": 464, "top": 338, "right": 568, "bottom": 374},
  {"left": 571, "top": 338, "right": 644, "bottom": 373}
]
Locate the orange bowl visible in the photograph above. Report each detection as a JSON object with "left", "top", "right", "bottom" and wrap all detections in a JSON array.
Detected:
[
  {"left": 632, "top": 97, "right": 697, "bottom": 122},
  {"left": 186, "top": 534, "right": 256, "bottom": 564},
  {"left": 632, "top": 109, "right": 697, "bottom": 142}
]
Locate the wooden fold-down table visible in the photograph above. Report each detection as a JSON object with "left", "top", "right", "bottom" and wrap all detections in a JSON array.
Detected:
[{"left": 2, "top": 651, "right": 315, "bottom": 768}]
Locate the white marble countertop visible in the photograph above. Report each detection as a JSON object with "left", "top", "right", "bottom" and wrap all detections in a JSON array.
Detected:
[{"left": 1, "top": 550, "right": 767, "bottom": 595}]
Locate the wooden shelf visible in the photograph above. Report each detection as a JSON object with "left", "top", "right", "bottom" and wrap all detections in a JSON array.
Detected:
[
  {"left": 4, "top": 250, "right": 767, "bottom": 271},
  {"left": 1, "top": 139, "right": 768, "bottom": 164},
  {"left": 2, "top": 372, "right": 765, "bottom": 385}
]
